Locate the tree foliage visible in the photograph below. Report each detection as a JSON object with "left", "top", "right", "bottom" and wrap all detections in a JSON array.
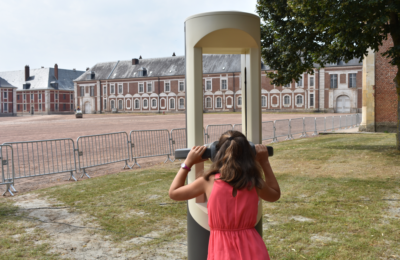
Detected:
[{"left": 256, "top": 0, "right": 400, "bottom": 86}]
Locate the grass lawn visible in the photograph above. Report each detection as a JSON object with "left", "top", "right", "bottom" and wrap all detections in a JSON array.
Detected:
[{"left": 1, "top": 133, "right": 399, "bottom": 259}]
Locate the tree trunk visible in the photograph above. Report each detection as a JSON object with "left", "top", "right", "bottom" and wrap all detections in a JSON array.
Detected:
[{"left": 396, "top": 72, "right": 400, "bottom": 151}]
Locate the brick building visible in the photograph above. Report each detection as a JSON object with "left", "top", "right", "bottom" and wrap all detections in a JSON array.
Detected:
[
  {"left": 74, "top": 54, "right": 362, "bottom": 114},
  {"left": 0, "top": 65, "right": 84, "bottom": 115},
  {"left": 0, "top": 78, "right": 17, "bottom": 116},
  {"left": 360, "top": 37, "right": 398, "bottom": 133}
]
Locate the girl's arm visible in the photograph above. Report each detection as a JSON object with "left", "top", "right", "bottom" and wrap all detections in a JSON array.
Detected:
[
  {"left": 255, "top": 144, "right": 281, "bottom": 202},
  {"left": 169, "top": 146, "right": 208, "bottom": 201}
]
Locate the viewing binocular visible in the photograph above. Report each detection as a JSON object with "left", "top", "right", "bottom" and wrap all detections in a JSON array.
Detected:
[{"left": 175, "top": 141, "right": 274, "bottom": 161}]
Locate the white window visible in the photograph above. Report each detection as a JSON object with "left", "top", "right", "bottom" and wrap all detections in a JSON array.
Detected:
[
  {"left": 330, "top": 74, "right": 338, "bottom": 88},
  {"left": 221, "top": 79, "right": 227, "bottom": 90},
  {"left": 104, "top": 100, "right": 107, "bottom": 110},
  {"left": 118, "top": 84, "right": 123, "bottom": 94},
  {"left": 284, "top": 95, "right": 290, "bottom": 105},
  {"left": 39, "top": 104, "right": 42, "bottom": 110},
  {"left": 261, "top": 96, "right": 267, "bottom": 107},
  {"left": 71, "top": 104, "right": 73, "bottom": 110},
  {"left": 118, "top": 100, "right": 123, "bottom": 109},
  {"left": 238, "top": 97, "right": 242, "bottom": 106},
  {"left": 31, "top": 94, "right": 34, "bottom": 100},
  {"left": 4, "top": 103, "right": 7, "bottom": 112},
  {"left": 143, "top": 99, "right": 148, "bottom": 108},
  {"left": 23, "top": 94, "right": 26, "bottom": 100},
  {"left": 309, "top": 77, "right": 314, "bottom": 87},
  {"left": 206, "top": 80, "right": 212, "bottom": 91},
  {"left": 151, "top": 98, "right": 157, "bottom": 108},
  {"left": 349, "top": 73, "right": 356, "bottom": 88},
  {"left": 138, "top": 83, "right": 144, "bottom": 93},
  {"left": 147, "top": 83, "right": 152, "bottom": 93},
  {"left": 110, "top": 84, "right": 115, "bottom": 94},
  {"left": 111, "top": 100, "right": 115, "bottom": 109},
  {"left": 165, "top": 82, "right": 170, "bottom": 92},
  {"left": 310, "top": 94, "right": 314, "bottom": 107},
  {"left": 134, "top": 99, "right": 140, "bottom": 109},
  {"left": 3, "top": 92, "right": 7, "bottom": 99},
  {"left": 55, "top": 104, "right": 58, "bottom": 110},
  {"left": 103, "top": 86, "right": 107, "bottom": 95},
  {"left": 296, "top": 95, "right": 303, "bottom": 105},
  {"left": 71, "top": 94, "right": 73, "bottom": 100},
  {"left": 169, "top": 98, "right": 175, "bottom": 109},
  {"left": 179, "top": 82, "right": 185, "bottom": 92},
  {"left": 206, "top": 97, "right": 212, "bottom": 108},
  {"left": 55, "top": 93, "right": 58, "bottom": 99},
  {"left": 23, "top": 104, "right": 26, "bottom": 110},
  {"left": 179, "top": 98, "right": 185, "bottom": 109},
  {"left": 38, "top": 93, "right": 42, "bottom": 100},
  {"left": 284, "top": 83, "right": 291, "bottom": 88},
  {"left": 216, "top": 97, "right": 222, "bottom": 108},
  {"left": 80, "top": 87, "right": 84, "bottom": 96},
  {"left": 296, "top": 75, "right": 303, "bottom": 87},
  {"left": 90, "top": 86, "right": 94, "bottom": 97}
]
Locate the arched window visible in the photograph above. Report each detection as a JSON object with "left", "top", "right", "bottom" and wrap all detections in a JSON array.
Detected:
[
  {"left": 284, "top": 96, "right": 290, "bottom": 105},
  {"left": 170, "top": 98, "right": 175, "bottom": 109},
  {"left": 261, "top": 96, "right": 267, "bottom": 107},
  {"left": 216, "top": 97, "right": 222, "bottom": 108},
  {"left": 134, "top": 99, "right": 140, "bottom": 109},
  {"left": 179, "top": 98, "right": 185, "bottom": 109},
  {"left": 152, "top": 99, "right": 157, "bottom": 108},
  {"left": 238, "top": 97, "right": 242, "bottom": 106},
  {"left": 118, "top": 100, "right": 123, "bottom": 109},
  {"left": 143, "top": 99, "right": 148, "bottom": 108},
  {"left": 296, "top": 95, "right": 303, "bottom": 105},
  {"left": 206, "top": 97, "right": 212, "bottom": 108},
  {"left": 111, "top": 100, "right": 115, "bottom": 109}
]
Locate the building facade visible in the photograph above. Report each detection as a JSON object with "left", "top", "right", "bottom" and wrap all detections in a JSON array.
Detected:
[
  {"left": 0, "top": 79, "right": 17, "bottom": 116},
  {"left": 74, "top": 55, "right": 362, "bottom": 114},
  {"left": 0, "top": 64, "right": 84, "bottom": 115}
]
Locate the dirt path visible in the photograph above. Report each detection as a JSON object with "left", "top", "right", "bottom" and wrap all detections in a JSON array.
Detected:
[{"left": 12, "top": 193, "right": 186, "bottom": 259}]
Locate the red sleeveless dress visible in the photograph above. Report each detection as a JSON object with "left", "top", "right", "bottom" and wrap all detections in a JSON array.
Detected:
[{"left": 207, "top": 174, "right": 270, "bottom": 260}]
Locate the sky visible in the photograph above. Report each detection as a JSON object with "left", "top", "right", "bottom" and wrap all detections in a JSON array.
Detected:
[{"left": 0, "top": 0, "right": 258, "bottom": 72}]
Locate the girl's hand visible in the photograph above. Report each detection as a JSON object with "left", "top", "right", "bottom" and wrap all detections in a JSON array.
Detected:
[
  {"left": 255, "top": 144, "right": 269, "bottom": 165},
  {"left": 185, "top": 146, "right": 207, "bottom": 168}
]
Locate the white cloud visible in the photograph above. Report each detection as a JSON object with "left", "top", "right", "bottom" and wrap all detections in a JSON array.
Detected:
[{"left": 0, "top": 0, "right": 257, "bottom": 71}]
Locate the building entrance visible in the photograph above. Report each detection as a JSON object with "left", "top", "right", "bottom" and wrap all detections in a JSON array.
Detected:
[
  {"left": 336, "top": 95, "right": 350, "bottom": 113},
  {"left": 84, "top": 102, "right": 91, "bottom": 114}
]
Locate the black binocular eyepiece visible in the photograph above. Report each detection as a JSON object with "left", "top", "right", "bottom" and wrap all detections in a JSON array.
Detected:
[{"left": 174, "top": 141, "right": 273, "bottom": 161}]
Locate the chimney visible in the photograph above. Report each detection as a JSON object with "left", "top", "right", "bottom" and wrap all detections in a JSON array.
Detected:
[
  {"left": 132, "top": 58, "right": 139, "bottom": 65},
  {"left": 139, "top": 55, "right": 142, "bottom": 59},
  {"left": 25, "top": 65, "right": 30, "bottom": 81},
  {"left": 54, "top": 64, "right": 58, "bottom": 80},
  {"left": 86, "top": 67, "right": 90, "bottom": 71},
  {"left": 172, "top": 52, "right": 176, "bottom": 56}
]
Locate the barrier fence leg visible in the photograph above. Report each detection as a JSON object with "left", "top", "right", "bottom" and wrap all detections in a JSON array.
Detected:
[
  {"left": 68, "top": 171, "right": 77, "bottom": 181},
  {"left": 124, "top": 160, "right": 132, "bottom": 170},
  {"left": 80, "top": 168, "right": 91, "bottom": 179},
  {"left": 2, "top": 184, "right": 14, "bottom": 196},
  {"left": 5, "top": 179, "right": 17, "bottom": 192},
  {"left": 130, "top": 158, "right": 141, "bottom": 168},
  {"left": 164, "top": 155, "right": 174, "bottom": 163}
]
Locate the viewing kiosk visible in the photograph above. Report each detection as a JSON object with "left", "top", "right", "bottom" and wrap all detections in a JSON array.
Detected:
[{"left": 185, "top": 11, "right": 262, "bottom": 260}]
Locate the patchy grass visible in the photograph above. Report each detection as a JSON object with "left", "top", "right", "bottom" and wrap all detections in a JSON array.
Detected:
[
  {"left": 0, "top": 200, "right": 59, "bottom": 259},
  {"left": 3, "top": 133, "right": 400, "bottom": 259}
]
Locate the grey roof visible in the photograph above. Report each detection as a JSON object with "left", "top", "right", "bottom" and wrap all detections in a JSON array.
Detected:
[
  {"left": 0, "top": 67, "right": 84, "bottom": 91},
  {"left": 75, "top": 54, "right": 269, "bottom": 82}
]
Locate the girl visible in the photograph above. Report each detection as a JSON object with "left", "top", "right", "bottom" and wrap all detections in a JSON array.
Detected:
[{"left": 169, "top": 130, "right": 280, "bottom": 260}]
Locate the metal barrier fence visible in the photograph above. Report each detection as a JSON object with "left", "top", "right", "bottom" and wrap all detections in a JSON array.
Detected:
[
  {"left": 76, "top": 132, "right": 131, "bottom": 178},
  {"left": 289, "top": 118, "right": 305, "bottom": 139},
  {"left": 262, "top": 121, "right": 275, "bottom": 141},
  {"left": 233, "top": 124, "right": 242, "bottom": 133},
  {"left": 304, "top": 117, "right": 317, "bottom": 136},
  {"left": 1, "top": 145, "right": 14, "bottom": 196},
  {"left": 3, "top": 139, "right": 77, "bottom": 184},
  {"left": 316, "top": 117, "right": 325, "bottom": 132},
  {"left": 205, "top": 124, "right": 233, "bottom": 143},
  {"left": 130, "top": 129, "right": 173, "bottom": 168},
  {"left": 274, "top": 119, "right": 290, "bottom": 141}
]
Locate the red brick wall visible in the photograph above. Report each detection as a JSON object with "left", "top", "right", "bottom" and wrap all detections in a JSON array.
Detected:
[{"left": 375, "top": 36, "right": 398, "bottom": 125}]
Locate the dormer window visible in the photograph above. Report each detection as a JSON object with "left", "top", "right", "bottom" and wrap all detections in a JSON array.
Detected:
[{"left": 138, "top": 67, "right": 147, "bottom": 77}]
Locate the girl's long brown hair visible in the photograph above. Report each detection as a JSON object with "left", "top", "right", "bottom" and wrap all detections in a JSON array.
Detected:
[{"left": 204, "top": 130, "right": 264, "bottom": 190}]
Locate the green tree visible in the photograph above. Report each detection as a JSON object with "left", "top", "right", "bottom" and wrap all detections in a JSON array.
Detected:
[{"left": 256, "top": 0, "right": 400, "bottom": 150}]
